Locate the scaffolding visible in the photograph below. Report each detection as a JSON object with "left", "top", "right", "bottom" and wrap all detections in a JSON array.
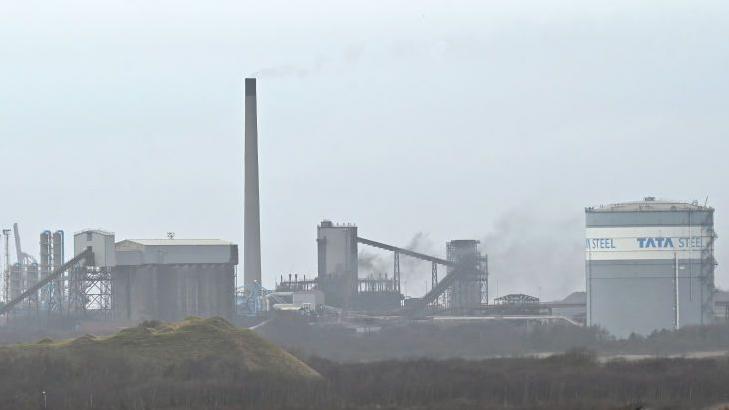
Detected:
[
  {"left": 68, "top": 267, "right": 112, "bottom": 317},
  {"left": 358, "top": 274, "right": 396, "bottom": 293},
  {"left": 0, "top": 229, "right": 112, "bottom": 321},
  {"left": 355, "top": 236, "right": 489, "bottom": 314},
  {"left": 445, "top": 240, "right": 488, "bottom": 313},
  {"left": 236, "top": 281, "right": 270, "bottom": 316}
]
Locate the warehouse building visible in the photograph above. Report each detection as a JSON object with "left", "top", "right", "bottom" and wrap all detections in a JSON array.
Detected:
[{"left": 113, "top": 239, "right": 237, "bottom": 322}]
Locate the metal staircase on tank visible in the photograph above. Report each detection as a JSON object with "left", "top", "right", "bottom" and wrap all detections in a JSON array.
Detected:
[{"left": 701, "top": 226, "right": 717, "bottom": 324}]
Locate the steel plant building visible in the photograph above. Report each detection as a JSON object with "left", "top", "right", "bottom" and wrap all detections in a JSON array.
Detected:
[
  {"left": 585, "top": 197, "right": 716, "bottom": 337},
  {"left": 114, "top": 239, "right": 237, "bottom": 322}
]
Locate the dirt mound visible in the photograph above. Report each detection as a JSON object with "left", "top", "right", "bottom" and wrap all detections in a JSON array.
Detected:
[
  {"left": 0, "top": 317, "right": 321, "bottom": 409},
  {"left": 3, "top": 317, "right": 319, "bottom": 379}
]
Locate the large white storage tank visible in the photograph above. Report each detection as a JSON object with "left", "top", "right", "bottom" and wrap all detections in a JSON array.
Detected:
[{"left": 585, "top": 197, "right": 716, "bottom": 337}]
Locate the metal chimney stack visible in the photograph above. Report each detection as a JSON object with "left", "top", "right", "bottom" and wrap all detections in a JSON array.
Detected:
[{"left": 244, "top": 78, "right": 262, "bottom": 288}]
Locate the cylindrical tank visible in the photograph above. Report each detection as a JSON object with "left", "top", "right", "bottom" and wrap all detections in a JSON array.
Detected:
[
  {"left": 585, "top": 197, "right": 716, "bottom": 337},
  {"left": 40, "top": 231, "right": 52, "bottom": 306},
  {"left": 52, "top": 230, "right": 64, "bottom": 269},
  {"left": 51, "top": 230, "right": 65, "bottom": 308},
  {"left": 40, "top": 231, "right": 51, "bottom": 270}
]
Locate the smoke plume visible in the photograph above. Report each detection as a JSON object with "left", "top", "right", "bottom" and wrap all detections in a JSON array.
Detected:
[
  {"left": 481, "top": 207, "right": 584, "bottom": 302},
  {"left": 358, "top": 248, "right": 390, "bottom": 276},
  {"left": 356, "top": 232, "right": 439, "bottom": 297},
  {"left": 250, "top": 44, "right": 365, "bottom": 79},
  {"left": 400, "top": 232, "right": 438, "bottom": 297}
]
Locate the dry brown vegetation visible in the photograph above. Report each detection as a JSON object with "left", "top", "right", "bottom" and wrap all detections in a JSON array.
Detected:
[
  {"left": 2, "top": 318, "right": 729, "bottom": 409},
  {"left": 307, "top": 349, "right": 729, "bottom": 409},
  {"left": 261, "top": 315, "right": 729, "bottom": 361}
]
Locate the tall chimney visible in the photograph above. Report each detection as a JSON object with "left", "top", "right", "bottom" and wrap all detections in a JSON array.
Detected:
[{"left": 244, "top": 78, "right": 262, "bottom": 288}]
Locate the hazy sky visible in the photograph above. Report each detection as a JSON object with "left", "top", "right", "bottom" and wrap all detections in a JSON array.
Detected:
[{"left": 2, "top": 1, "right": 729, "bottom": 300}]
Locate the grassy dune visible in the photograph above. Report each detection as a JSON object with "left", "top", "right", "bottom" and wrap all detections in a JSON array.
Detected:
[
  {"left": 4, "top": 316, "right": 319, "bottom": 379},
  {"left": 0, "top": 317, "right": 321, "bottom": 409}
]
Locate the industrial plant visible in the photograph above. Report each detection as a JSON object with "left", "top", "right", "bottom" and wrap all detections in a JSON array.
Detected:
[{"left": 0, "top": 79, "right": 723, "bottom": 339}]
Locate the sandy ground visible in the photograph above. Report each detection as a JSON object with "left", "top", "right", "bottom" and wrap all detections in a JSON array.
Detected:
[
  {"left": 598, "top": 350, "right": 729, "bottom": 362},
  {"left": 519, "top": 350, "right": 729, "bottom": 362}
]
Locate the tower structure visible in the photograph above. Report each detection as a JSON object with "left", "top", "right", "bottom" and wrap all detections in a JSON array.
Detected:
[{"left": 244, "top": 77, "right": 262, "bottom": 288}]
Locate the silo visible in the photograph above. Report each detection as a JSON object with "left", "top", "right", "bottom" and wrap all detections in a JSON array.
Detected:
[
  {"left": 40, "top": 231, "right": 52, "bottom": 275},
  {"left": 585, "top": 197, "right": 716, "bottom": 337},
  {"left": 52, "top": 230, "right": 65, "bottom": 270},
  {"left": 39, "top": 231, "right": 52, "bottom": 306},
  {"left": 51, "top": 230, "right": 65, "bottom": 310}
]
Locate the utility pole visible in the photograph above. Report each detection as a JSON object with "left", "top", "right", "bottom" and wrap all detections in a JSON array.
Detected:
[
  {"left": 674, "top": 252, "right": 680, "bottom": 330},
  {"left": 2, "top": 229, "right": 10, "bottom": 303}
]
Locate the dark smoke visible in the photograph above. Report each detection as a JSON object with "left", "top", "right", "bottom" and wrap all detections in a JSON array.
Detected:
[
  {"left": 357, "top": 233, "right": 439, "bottom": 297},
  {"left": 401, "top": 232, "right": 438, "bottom": 297},
  {"left": 357, "top": 211, "right": 584, "bottom": 302},
  {"left": 481, "top": 207, "right": 584, "bottom": 302},
  {"left": 358, "top": 248, "right": 389, "bottom": 276}
]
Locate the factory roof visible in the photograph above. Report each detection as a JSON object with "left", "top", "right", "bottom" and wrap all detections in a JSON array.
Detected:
[
  {"left": 319, "top": 220, "right": 357, "bottom": 228},
  {"left": 559, "top": 291, "right": 586, "bottom": 304},
  {"left": 74, "top": 229, "right": 114, "bottom": 236},
  {"left": 586, "top": 197, "right": 712, "bottom": 213},
  {"left": 115, "top": 239, "right": 238, "bottom": 265},
  {"left": 494, "top": 294, "right": 540, "bottom": 305},
  {"left": 118, "top": 239, "right": 234, "bottom": 246}
]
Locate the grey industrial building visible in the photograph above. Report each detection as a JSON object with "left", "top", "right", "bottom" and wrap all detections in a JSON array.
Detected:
[
  {"left": 316, "top": 221, "right": 361, "bottom": 307},
  {"left": 301, "top": 220, "right": 487, "bottom": 313},
  {"left": 114, "top": 239, "right": 237, "bottom": 322},
  {"left": 586, "top": 197, "right": 716, "bottom": 337}
]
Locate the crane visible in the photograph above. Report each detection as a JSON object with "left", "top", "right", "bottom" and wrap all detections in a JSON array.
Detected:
[{"left": 12, "top": 223, "right": 36, "bottom": 265}]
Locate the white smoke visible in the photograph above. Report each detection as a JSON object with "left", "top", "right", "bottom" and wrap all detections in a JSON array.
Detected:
[{"left": 250, "top": 44, "right": 365, "bottom": 79}]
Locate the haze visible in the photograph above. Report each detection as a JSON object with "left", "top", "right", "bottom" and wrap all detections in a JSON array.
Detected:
[{"left": 2, "top": 0, "right": 728, "bottom": 300}]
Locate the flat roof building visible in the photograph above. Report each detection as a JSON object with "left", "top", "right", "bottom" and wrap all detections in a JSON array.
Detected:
[{"left": 113, "top": 239, "right": 238, "bottom": 323}]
